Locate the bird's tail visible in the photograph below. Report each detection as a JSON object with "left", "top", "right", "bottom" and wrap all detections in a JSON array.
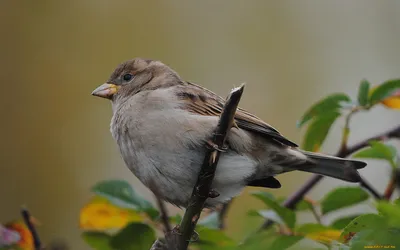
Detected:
[{"left": 296, "top": 151, "right": 366, "bottom": 183}]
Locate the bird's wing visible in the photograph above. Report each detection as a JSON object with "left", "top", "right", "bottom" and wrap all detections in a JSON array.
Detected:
[{"left": 175, "top": 82, "right": 298, "bottom": 147}]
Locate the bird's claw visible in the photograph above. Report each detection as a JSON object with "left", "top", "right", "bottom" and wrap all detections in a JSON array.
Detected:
[
  {"left": 206, "top": 140, "right": 228, "bottom": 152},
  {"left": 172, "top": 225, "right": 182, "bottom": 235},
  {"left": 189, "top": 231, "right": 199, "bottom": 242},
  {"left": 208, "top": 189, "right": 220, "bottom": 198},
  {"left": 195, "top": 187, "right": 220, "bottom": 199}
]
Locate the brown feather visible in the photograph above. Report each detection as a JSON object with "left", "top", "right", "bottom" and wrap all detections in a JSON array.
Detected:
[{"left": 176, "top": 82, "right": 298, "bottom": 147}]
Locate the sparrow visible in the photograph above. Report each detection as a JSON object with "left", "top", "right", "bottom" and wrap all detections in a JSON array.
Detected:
[{"left": 92, "top": 58, "right": 366, "bottom": 208}]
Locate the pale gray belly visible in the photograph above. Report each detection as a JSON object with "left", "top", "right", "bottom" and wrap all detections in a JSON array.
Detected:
[
  {"left": 110, "top": 96, "right": 258, "bottom": 207},
  {"left": 116, "top": 133, "right": 257, "bottom": 207}
]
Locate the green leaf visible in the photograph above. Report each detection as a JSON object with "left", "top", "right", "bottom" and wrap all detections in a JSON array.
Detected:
[
  {"left": 302, "top": 111, "right": 341, "bottom": 151},
  {"left": 241, "top": 231, "right": 302, "bottom": 250},
  {"left": 248, "top": 209, "right": 285, "bottom": 225},
  {"left": 198, "top": 244, "right": 237, "bottom": 250},
  {"left": 194, "top": 227, "right": 236, "bottom": 250},
  {"left": 240, "top": 231, "right": 275, "bottom": 250},
  {"left": 296, "top": 199, "right": 314, "bottom": 211},
  {"left": 340, "top": 214, "right": 387, "bottom": 242},
  {"left": 275, "top": 197, "right": 313, "bottom": 211},
  {"left": 142, "top": 207, "right": 160, "bottom": 220},
  {"left": 198, "top": 212, "right": 219, "bottom": 229},
  {"left": 268, "top": 235, "right": 303, "bottom": 250},
  {"left": 296, "top": 223, "right": 334, "bottom": 234},
  {"left": 369, "top": 79, "right": 400, "bottom": 105},
  {"left": 295, "top": 223, "right": 341, "bottom": 244},
  {"left": 297, "top": 93, "right": 351, "bottom": 128},
  {"left": 320, "top": 187, "right": 369, "bottom": 215},
  {"left": 110, "top": 223, "right": 156, "bottom": 250},
  {"left": 357, "top": 79, "right": 370, "bottom": 106},
  {"left": 91, "top": 180, "right": 158, "bottom": 218},
  {"left": 82, "top": 231, "right": 113, "bottom": 250},
  {"left": 348, "top": 228, "right": 400, "bottom": 250},
  {"left": 251, "top": 191, "right": 296, "bottom": 229},
  {"left": 353, "top": 141, "right": 397, "bottom": 168},
  {"left": 331, "top": 215, "right": 361, "bottom": 230},
  {"left": 377, "top": 201, "right": 400, "bottom": 227},
  {"left": 394, "top": 198, "right": 400, "bottom": 207}
]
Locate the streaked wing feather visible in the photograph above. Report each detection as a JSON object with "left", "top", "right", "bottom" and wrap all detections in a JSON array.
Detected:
[{"left": 177, "top": 82, "right": 298, "bottom": 147}]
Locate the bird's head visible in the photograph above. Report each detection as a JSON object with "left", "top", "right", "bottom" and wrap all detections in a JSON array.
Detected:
[{"left": 91, "top": 58, "right": 181, "bottom": 101}]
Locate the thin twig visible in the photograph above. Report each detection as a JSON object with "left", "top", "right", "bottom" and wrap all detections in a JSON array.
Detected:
[
  {"left": 21, "top": 208, "right": 42, "bottom": 250},
  {"left": 260, "top": 124, "right": 400, "bottom": 230},
  {"left": 336, "top": 125, "right": 400, "bottom": 157},
  {"left": 359, "top": 178, "right": 382, "bottom": 200},
  {"left": 383, "top": 173, "right": 397, "bottom": 200},
  {"left": 310, "top": 205, "right": 322, "bottom": 224},
  {"left": 338, "top": 107, "right": 361, "bottom": 154}
]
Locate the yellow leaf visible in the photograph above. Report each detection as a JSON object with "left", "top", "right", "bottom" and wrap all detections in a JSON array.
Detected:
[
  {"left": 312, "top": 144, "right": 320, "bottom": 153},
  {"left": 382, "top": 94, "right": 400, "bottom": 109},
  {"left": 370, "top": 86, "right": 400, "bottom": 109},
  {"left": 306, "top": 229, "right": 342, "bottom": 244},
  {"left": 80, "top": 196, "right": 144, "bottom": 230}
]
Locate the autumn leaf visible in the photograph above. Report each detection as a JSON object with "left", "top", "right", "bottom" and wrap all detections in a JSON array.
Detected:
[
  {"left": 251, "top": 191, "right": 296, "bottom": 229},
  {"left": 306, "top": 230, "right": 342, "bottom": 244},
  {"left": 381, "top": 89, "right": 400, "bottom": 109},
  {"left": 80, "top": 196, "right": 144, "bottom": 230},
  {"left": 339, "top": 214, "right": 386, "bottom": 243},
  {"left": 369, "top": 81, "right": 400, "bottom": 109},
  {"left": 296, "top": 224, "right": 341, "bottom": 244},
  {"left": 4, "top": 220, "right": 33, "bottom": 250}
]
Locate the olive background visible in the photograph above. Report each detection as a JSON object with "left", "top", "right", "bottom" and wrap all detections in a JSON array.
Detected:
[{"left": 1, "top": 1, "right": 400, "bottom": 249}]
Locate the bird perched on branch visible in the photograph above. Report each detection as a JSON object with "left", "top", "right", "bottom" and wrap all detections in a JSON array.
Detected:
[{"left": 92, "top": 58, "right": 366, "bottom": 208}]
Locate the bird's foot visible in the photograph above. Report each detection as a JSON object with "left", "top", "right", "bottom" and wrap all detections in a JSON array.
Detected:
[
  {"left": 208, "top": 189, "right": 220, "bottom": 198},
  {"left": 172, "top": 225, "right": 182, "bottom": 235},
  {"left": 195, "top": 187, "right": 220, "bottom": 199},
  {"left": 206, "top": 140, "right": 228, "bottom": 152},
  {"left": 189, "top": 230, "right": 199, "bottom": 242}
]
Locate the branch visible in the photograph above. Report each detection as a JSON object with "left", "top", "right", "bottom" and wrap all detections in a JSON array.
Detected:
[
  {"left": 260, "top": 124, "right": 400, "bottom": 230},
  {"left": 383, "top": 175, "right": 397, "bottom": 200},
  {"left": 336, "top": 125, "right": 400, "bottom": 157},
  {"left": 21, "top": 207, "right": 42, "bottom": 250},
  {"left": 151, "top": 84, "right": 245, "bottom": 250}
]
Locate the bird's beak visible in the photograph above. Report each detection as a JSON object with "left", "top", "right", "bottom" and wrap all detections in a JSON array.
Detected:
[{"left": 91, "top": 83, "right": 119, "bottom": 99}]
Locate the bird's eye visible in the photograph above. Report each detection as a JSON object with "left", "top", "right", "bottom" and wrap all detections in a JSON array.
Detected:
[{"left": 123, "top": 74, "right": 133, "bottom": 81}]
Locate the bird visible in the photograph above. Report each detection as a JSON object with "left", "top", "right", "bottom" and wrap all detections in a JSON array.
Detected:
[{"left": 91, "top": 58, "right": 366, "bottom": 208}]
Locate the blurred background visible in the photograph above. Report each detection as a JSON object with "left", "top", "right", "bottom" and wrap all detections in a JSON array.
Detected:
[{"left": 1, "top": 1, "right": 400, "bottom": 249}]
